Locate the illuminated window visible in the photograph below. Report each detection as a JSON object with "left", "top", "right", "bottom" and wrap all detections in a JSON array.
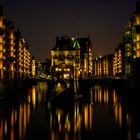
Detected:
[
  {"left": 0, "top": 61, "right": 2, "bottom": 69},
  {"left": 136, "top": 16, "right": 140, "bottom": 25},
  {"left": 136, "top": 42, "right": 140, "bottom": 49},
  {"left": 0, "top": 18, "right": 3, "bottom": 27},
  {"left": 55, "top": 67, "right": 59, "bottom": 71},
  {"left": 0, "top": 45, "right": 2, "bottom": 50},
  {"left": 10, "top": 52, "right": 14, "bottom": 56},
  {"left": 0, "top": 52, "right": 2, "bottom": 58},
  {"left": 10, "top": 33, "right": 14, "bottom": 39},
  {"left": 0, "top": 37, "right": 2, "bottom": 43},
  {"left": 64, "top": 74, "right": 69, "bottom": 79},
  {"left": 136, "top": 34, "right": 140, "bottom": 41},
  {"left": 136, "top": 50, "right": 140, "bottom": 57}
]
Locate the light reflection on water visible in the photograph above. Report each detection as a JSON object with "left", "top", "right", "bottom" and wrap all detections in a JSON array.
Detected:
[{"left": 0, "top": 81, "right": 138, "bottom": 140}]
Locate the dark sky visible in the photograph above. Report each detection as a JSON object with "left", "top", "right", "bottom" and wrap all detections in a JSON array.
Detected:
[{"left": 0, "top": 0, "right": 138, "bottom": 62}]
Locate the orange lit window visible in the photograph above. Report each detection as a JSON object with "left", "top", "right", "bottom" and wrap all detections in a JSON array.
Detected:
[
  {"left": 136, "top": 50, "right": 140, "bottom": 57},
  {"left": 0, "top": 44, "right": 2, "bottom": 50},
  {"left": 0, "top": 18, "right": 2, "bottom": 27},
  {"left": 136, "top": 42, "right": 140, "bottom": 49},
  {"left": 0, "top": 52, "right": 2, "bottom": 58},
  {"left": 10, "top": 33, "right": 14, "bottom": 39},
  {"left": 10, "top": 52, "right": 14, "bottom": 56},
  {"left": 136, "top": 34, "right": 140, "bottom": 41},
  {"left": 136, "top": 16, "right": 140, "bottom": 25},
  {"left": 10, "top": 64, "right": 14, "bottom": 70},
  {"left": 0, "top": 61, "right": 2, "bottom": 69},
  {"left": 0, "top": 37, "right": 2, "bottom": 43}
]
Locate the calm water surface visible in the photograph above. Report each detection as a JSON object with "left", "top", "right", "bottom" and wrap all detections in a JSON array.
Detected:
[{"left": 0, "top": 81, "right": 140, "bottom": 140}]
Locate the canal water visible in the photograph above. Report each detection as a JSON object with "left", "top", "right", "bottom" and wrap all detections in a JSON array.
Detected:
[{"left": 0, "top": 81, "right": 140, "bottom": 140}]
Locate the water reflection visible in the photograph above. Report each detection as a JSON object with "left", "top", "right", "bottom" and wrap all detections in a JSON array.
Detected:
[
  {"left": 0, "top": 82, "right": 48, "bottom": 140},
  {"left": 48, "top": 100, "right": 93, "bottom": 140},
  {"left": 0, "top": 81, "right": 139, "bottom": 140},
  {"left": 0, "top": 99, "right": 30, "bottom": 140},
  {"left": 91, "top": 85, "right": 123, "bottom": 128}
]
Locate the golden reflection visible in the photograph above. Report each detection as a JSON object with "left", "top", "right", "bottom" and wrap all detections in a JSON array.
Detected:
[
  {"left": 59, "top": 124, "right": 62, "bottom": 132},
  {"left": 65, "top": 114, "right": 70, "bottom": 131},
  {"left": 74, "top": 102, "right": 82, "bottom": 133},
  {"left": 4, "top": 120, "right": 7, "bottom": 136},
  {"left": 118, "top": 105, "right": 122, "bottom": 127},
  {"left": 10, "top": 128, "right": 14, "bottom": 140},
  {"left": 126, "top": 113, "right": 131, "bottom": 127},
  {"left": 106, "top": 91, "right": 109, "bottom": 104},
  {"left": 11, "top": 110, "right": 14, "bottom": 126},
  {"left": 15, "top": 110, "right": 17, "bottom": 123},
  {"left": 65, "top": 132, "right": 69, "bottom": 140},
  {"left": 113, "top": 90, "right": 117, "bottom": 104},
  {"left": 24, "top": 105, "right": 27, "bottom": 135},
  {"left": 92, "top": 85, "right": 125, "bottom": 129},
  {"left": 19, "top": 104, "right": 22, "bottom": 139},
  {"left": 114, "top": 103, "right": 122, "bottom": 128},
  {"left": 19, "top": 103, "right": 31, "bottom": 140},
  {"left": 93, "top": 85, "right": 109, "bottom": 104},
  {"left": 0, "top": 83, "right": 49, "bottom": 140},
  {"left": 83, "top": 104, "right": 93, "bottom": 131},
  {"left": 84, "top": 105, "right": 89, "bottom": 130},
  {"left": 89, "top": 104, "right": 92, "bottom": 130},
  {"left": 50, "top": 113, "right": 52, "bottom": 129},
  {"left": 51, "top": 129, "right": 55, "bottom": 140},
  {"left": 58, "top": 112, "right": 61, "bottom": 123},
  {"left": 27, "top": 104, "right": 30, "bottom": 125},
  {"left": 32, "top": 86, "right": 36, "bottom": 108}
]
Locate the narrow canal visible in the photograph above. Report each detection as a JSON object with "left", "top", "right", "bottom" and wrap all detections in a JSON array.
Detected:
[{"left": 0, "top": 81, "right": 140, "bottom": 140}]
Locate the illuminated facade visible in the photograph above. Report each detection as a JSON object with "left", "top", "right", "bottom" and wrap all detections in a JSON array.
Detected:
[
  {"left": 0, "top": 7, "right": 31, "bottom": 80},
  {"left": 93, "top": 54, "right": 113, "bottom": 77},
  {"left": 124, "top": 0, "right": 140, "bottom": 77},
  {"left": 93, "top": 57, "right": 102, "bottom": 77},
  {"left": 0, "top": 6, "right": 5, "bottom": 79},
  {"left": 31, "top": 56, "right": 36, "bottom": 77},
  {"left": 113, "top": 43, "right": 125, "bottom": 76},
  {"left": 51, "top": 36, "right": 93, "bottom": 80},
  {"left": 3, "top": 21, "right": 15, "bottom": 79},
  {"left": 51, "top": 36, "right": 80, "bottom": 81},
  {"left": 14, "top": 30, "right": 31, "bottom": 79},
  {"left": 125, "top": 23, "right": 133, "bottom": 76},
  {"left": 79, "top": 37, "right": 93, "bottom": 79}
]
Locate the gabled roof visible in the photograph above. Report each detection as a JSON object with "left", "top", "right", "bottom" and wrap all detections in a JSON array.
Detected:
[{"left": 52, "top": 36, "right": 80, "bottom": 51}]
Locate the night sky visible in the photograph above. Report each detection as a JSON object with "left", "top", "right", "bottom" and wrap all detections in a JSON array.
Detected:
[{"left": 0, "top": 0, "right": 138, "bottom": 62}]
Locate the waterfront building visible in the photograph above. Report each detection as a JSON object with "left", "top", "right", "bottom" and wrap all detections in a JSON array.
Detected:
[
  {"left": 51, "top": 36, "right": 81, "bottom": 81},
  {"left": 31, "top": 56, "right": 36, "bottom": 77},
  {"left": 79, "top": 37, "right": 93, "bottom": 79},
  {"left": 14, "top": 30, "right": 31, "bottom": 79},
  {"left": 93, "top": 54, "right": 113, "bottom": 78},
  {"left": 113, "top": 43, "right": 125, "bottom": 77},
  {"left": 3, "top": 21, "right": 15, "bottom": 79},
  {"left": 124, "top": 0, "right": 140, "bottom": 77},
  {"left": 93, "top": 56, "right": 102, "bottom": 77},
  {"left": 50, "top": 36, "right": 93, "bottom": 81},
  {"left": 102, "top": 54, "right": 114, "bottom": 77},
  {"left": 0, "top": 6, "right": 32, "bottom": 80},
  {"left": 0, "top": 6, "right": 5, "bottom": 79},
  {"left": 124, "top": 22, "right": 133, "bottom": 76}
]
